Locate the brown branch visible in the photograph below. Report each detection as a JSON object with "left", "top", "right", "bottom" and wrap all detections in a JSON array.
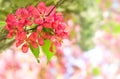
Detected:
[{"left": 46, "top": 0, "right": 66, "bottom": 16}]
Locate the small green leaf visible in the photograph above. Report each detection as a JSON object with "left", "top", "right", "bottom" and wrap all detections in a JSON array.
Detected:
[
  {"left": 42, "top": 40, "right": 55, "bottom": 63},
  {"left": 29, "top": 44, "right": 40, "bottom": 63}
]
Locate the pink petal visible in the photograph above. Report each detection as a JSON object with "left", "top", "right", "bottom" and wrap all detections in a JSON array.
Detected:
[
  {"left": 37, "top": 26, "right": 43, "bottom": 33},
  {"left": 34, "top": 18, "right": 43, "bottom": 24},
  {"left": 22, "top": 43, "right": 29, "bottom": 53},
  {"left": 28, "top": 32, "right": 38, "bottom": 42},
  {"left": 30, "top": 41, "right": 38, "bottom": 48},
  {"left": 46, "top": 6, "right": 56, "bottom": 16},
  {"left": 28, "top": 6, "right": 40, "bottom": 18},
  {"left": 16, "top": 40, "right": 24, "bottom": 47},
  {"left": 38, "top": 37, "right": 44, "bottom": 46},
  {"left": 37, "top": 2, "right": 46, "bottom": 13}
]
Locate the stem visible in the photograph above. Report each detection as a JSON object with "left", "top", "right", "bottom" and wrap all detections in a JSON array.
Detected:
[
  {"left": 46, "top": 0, "right": 66, "bottom": 16},
  {"left": 25, "top": 24, "right": 38, "bottom": 32}
]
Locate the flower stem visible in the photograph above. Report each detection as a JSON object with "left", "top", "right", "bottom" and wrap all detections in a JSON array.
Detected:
[{"left": 46, "top": 0, "right": 66, "bottom": 16}]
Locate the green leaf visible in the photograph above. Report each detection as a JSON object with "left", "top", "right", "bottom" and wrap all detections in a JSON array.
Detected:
[
  {"left": 42, "top": 40, "right": 55, "bottom": 63},
  {"left": 29, "top": 44, "right": 40, "bottom": 63}
]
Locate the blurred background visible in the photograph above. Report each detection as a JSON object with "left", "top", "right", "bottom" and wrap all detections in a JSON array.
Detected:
[{"left": 0, "top": 0, "right": 120, "bottom": 79}]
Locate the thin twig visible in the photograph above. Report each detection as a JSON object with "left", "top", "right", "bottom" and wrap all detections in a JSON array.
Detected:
[{"left": 46, "top": 0, "right": 66, "bottom": 16}]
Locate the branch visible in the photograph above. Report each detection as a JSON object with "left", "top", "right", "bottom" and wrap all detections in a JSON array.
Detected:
[{"left": 46, "top": 0, "right": 66, "bottom": 16}]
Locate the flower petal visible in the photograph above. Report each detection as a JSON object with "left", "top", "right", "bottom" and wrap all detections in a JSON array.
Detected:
[
  {"left": 16, "top": 40, "right": 24, "bottom": 47},
  {"left": 22, "top": 43, "right": 29, "bottom": 53},
  {"left": 38, "top": 37, "right": 44, "bottom": 46},
  {"left": 37, "top": 2, "right": 46, "bottom": 13}
]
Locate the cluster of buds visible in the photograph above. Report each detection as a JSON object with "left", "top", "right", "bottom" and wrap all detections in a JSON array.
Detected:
[{"left": 5, "top": 2, "right": 68, "bottom": 53}]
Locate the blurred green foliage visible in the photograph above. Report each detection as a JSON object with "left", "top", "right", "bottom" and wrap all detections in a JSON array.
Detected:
[
  {"left": 0, "top": 21, "right": 14, "bottom": 52},
  {"left": 58, "top": 0, "right": 102, "bottom": 51},
  {"left": 103, "top": 21, "right": 120, "bottom": 36},
  {"left": 0, "top": 0, "right": 42, "bottom": 21},
  {"left": 92, "top": 67, "right": 101, "bottom": 76}
]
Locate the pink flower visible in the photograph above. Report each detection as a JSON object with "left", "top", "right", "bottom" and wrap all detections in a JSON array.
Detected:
[
  {"left": 22, "top": 43, "right": 29, "bottom": 53},
  {"left": 5, "top": 2, "right": 68, "bottom": 53},
  {"left": 37, "top": 2, "right": 47, "bottom": 14},
  {"left": 38, "top": 37, "right": 44, "bottom": 46},
  {"left": 6, "top": 14, "right": 18, "bottom": 26}
]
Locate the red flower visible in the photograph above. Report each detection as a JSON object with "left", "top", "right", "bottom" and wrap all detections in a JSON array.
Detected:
[
  {"left": 5, "top": 2, "right": 68, "bottom": 53},
  {"left": 43, "top": 22, "right": 52, "bottom": 28},
  {"left": 37, "top": 2, "right": 46, "bottom": 14},
  {"left": 37, "top": 25, "right": 43, "bottom": 33},
  {"left": 6, "top": 30, "right": 15, "bottom": 38},
  {"left": 28, "top": 32, "right": 38, "bottom": 42},
  {"left": 6, "top": 14, "right": 18, "bottom": 26},
  {"left": 16, "top": 40, "right": 24, "bottom": 47},
  {"left": 15, "top": 8, "right": 29, "bottom": 20},
  {"left": 29, "top": 41, "right": 38, "bottom": 48},
  {"left": 28, "top": 32, "right": 38, "bottom": 48},
  {"left": 38, "top": 37, "right": 44, "bottom": 46},
  {"left": 46, "top": 6, "right": 56, "bottom": 16},
  {"left": 22, "top": 43, "right": 29, "bottom": 53},
  {"left": 34, "top": 18, "right": 44, "bottom": 24},
  {"left": 16, "top": 32, "right": 27, "bottom": 41},
  {"left": 15, "top": 32, "right": 27, "bottom": 47}
]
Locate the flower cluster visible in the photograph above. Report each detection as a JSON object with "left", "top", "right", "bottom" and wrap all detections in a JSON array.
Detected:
[{"left": 5, "top": 2, "right": 68, "bottom": 53}]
